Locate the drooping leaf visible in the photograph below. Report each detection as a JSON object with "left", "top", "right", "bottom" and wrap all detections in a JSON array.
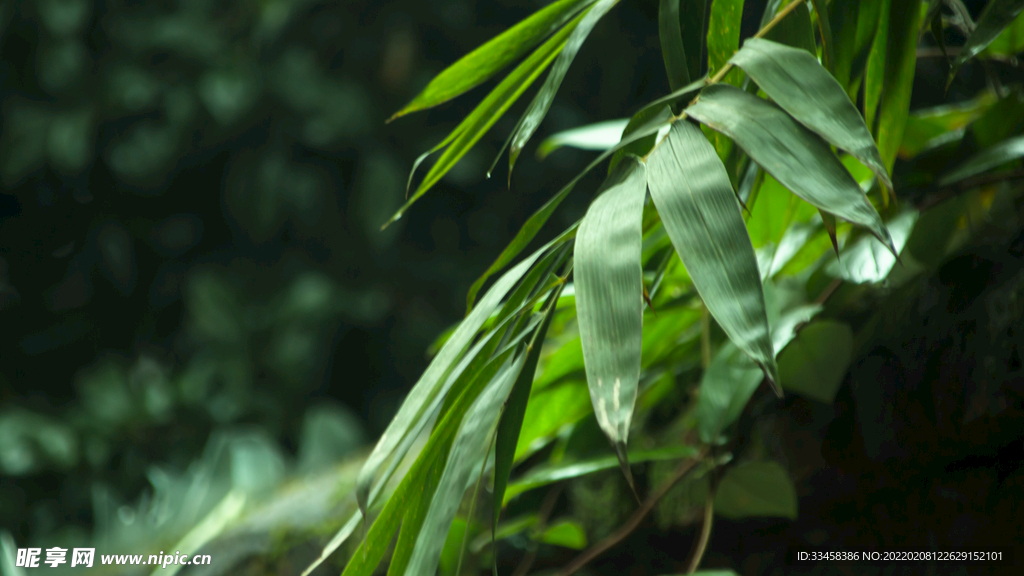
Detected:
[
  {"left": 730, "top": 38, "right": 893, "bottom": 191},
  {"left": 810, "top": 0, "right": 835, "bottom": 71},
  {"left": 401, "top": 351, "right": 528, "bottom": 576},
  {"left": 686, "top": 84, "right": 896, "bottom": 254},
  {"left": 778, "top": 320, "right": 853, "bottom": 404},
  {"left": 465, "top": 103, "right": 674, "bottom": 313},
  {"left": 939, "top": 133, "right": 1024, "bottom": 185},
  {"left": 714, "top": 461, "right": 798, "bottom": 519},
  {"left": 508, "top": 0, "right": 622, "bottom": 175},
  {"left": 950, "top": 0, "right": 1024, "bottom": 84},
  {"left": 387, "top": 11, "right": 587, "bottom": 228},
  {"left": 875, "top": 0, "right": 925, "bottom": 174},
  {"left": 826, "top": 209, "right": 919, "bottom": 283},
  {"left": 537, "top": 119, "right": 629, "bottom": 159},
  {"left": 660, "top": 0, "right": 691, "bottom": 90},
  {"left": 648, "top": 120, "right": 779, "bottom": 394},
  {"left": 389, "top": 0, "right": 597, "bottom": 120},
  {"left": 574, "top": 155, "right": 647, "bottom": 482}
]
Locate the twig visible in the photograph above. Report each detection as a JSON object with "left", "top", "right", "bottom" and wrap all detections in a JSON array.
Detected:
[
  {"left": 685, "top": 498, "right": 715, "bottom": 574},
  {"left": 554, "top": 447, "right": 710, "bottom": 576},
  {"left": 704, "top": 0, "right": 807, "bottom": 87}
]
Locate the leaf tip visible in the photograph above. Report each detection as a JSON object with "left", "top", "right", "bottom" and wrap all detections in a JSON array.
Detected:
[{"left": 613, "top": 441, "right": 640, "bottom": 503}]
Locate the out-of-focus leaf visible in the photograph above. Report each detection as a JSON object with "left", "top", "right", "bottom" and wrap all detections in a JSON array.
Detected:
[
  {"left": 647, "top": 121, "right": 779, "bottom": 395},
  {"left": 981, "top": 10, "right": 1024, "bottom": 55},
  {"left": 730, "top": 38, "right": 893, "bottom": 191},
  {"left": 863, "top": 0, "right": 891, "bottom": 133},
  {"left": 950, "top": 0, "right": 1024, "bottom": 84},
  {"left": 714, "top": 461, "right": 797, "bottom": 519},
  {"left": 508, "top": 0, "right": 621, "bottom": 174},
  {"left": 826, "top": 209, "right": 919, "bottom": 283},
  {"left": 876, "top": 0, "right": 925, "bottom": 173},
  {"left": 575, "top": 156, "right": 647, "bottom": 485},
  {"left": 659, "top": 0, "right": 690, "bottom": 90},
  {"left": 515, "top": 379, "right": 593, "bottom": 461},
  {"left": 682, "top": 1, "right": 710, "bottom": 82},
  {"left": 778, "top": 321, "right": 853, "bottom": 404},
  {"left": 687, "top": 84, "right": 896, "bottom": 254},
  {"left": 821, "top": 210, "right": 839, "bottom": 255},
  {"left": 537, "top": 118, "right": 629, "bottom": 158},
  {"left": 939, "top": 134, "right": 1024, "bottom": 185},
  {"left": 972, "top": 86, "right": 1024, "bottom": 148},
  {"left": 762, "top": 0, "right": 815, "bottom": 55},
  {"left": 389, "top": 11, "right": 587, "bottom": 228},
  {"left": 829, "top": 0, "right": 881, "bottom": 97},
  {"left": 537, "top": 519, "right": 588, "bottom": 549},
  {"left": 466, "top": 103, "right": 673, "bottom": 313},
  {"left": 696, "top": 343, "right": 765, "bottom": 443},
  {"left": 810, "top": 0, "right": 835, "bottom": 71},
  {"left": 899, "top": 92, "right": 997, "bottom": 158},
  {"left": 704, "top": 0, "right": 744, "bottom": 162},
  {"left": 504, "top": 445, "right": 698, "bottom": 503},
  {"left": 608, "top": 106, "right": 670, "bottom": 174},
  {"left": 389, "top": 0, "right": 596, "bottom": 119}
]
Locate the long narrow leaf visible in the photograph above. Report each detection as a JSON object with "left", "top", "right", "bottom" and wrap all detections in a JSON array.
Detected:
[
  {"left": 575, "top": 155, "right": 648, "bottom": 484},
  {"left": 730, "top": 38, "right": 893, "bottom": 190},
  {"left": 876, "top": 0, "right": 924, "bottom": 173},
  {"left": 387, "top": 11, "right": 587, "bottom": 228},
  {"left": 863, "top": 0, "right": 891, "bottom": 133},
  {"left": 389, "top": 0, "right": 596, "bottom": 120},
  {"left": 950, "top": 0, "right": 1024, "bottom": 84},
  {"left": 939, "top": 133, "right": 1024, "bottom": 185},
  {"left": 508, "top": 0, "right": 621, "bottom": 175},
  {"left": 660, "top": 0, "right": 691, "bottom": 90},
  {"left": 810, "top": 0, "right": 834, "bottom": 71},
  {"left": 687, "top": 84, "right": 896, "bottom": 254},
  {"left": 647, "top": 121, "right": 780, "bottom": 395},
  {"left": 682, "top": 0, "right": 711, "bottom": 81},
  {"left": 537, "top": 119, "right": 630, "bottom": 158}
]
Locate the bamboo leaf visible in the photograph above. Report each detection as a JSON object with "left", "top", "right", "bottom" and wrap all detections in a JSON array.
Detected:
[
  {"left": 682, "top": 0, "right": 711, "bottom": 82},
  {"left": 876, "top": 0, "right": 925, "bottom": 174},
  {"left": 825, "top": 209, "right": 919, "bottom": 283},
  {"left": 696, "top": 343, "right": 765, "bottom": 443},
  {"left": 939, "top": 133, "right": 1024, "bottom": 185},
  {"left": 810, "top": 0, "right": 835, "bottom": 72},
  {"left": 686, "top": 84, "right": 896, "bottom": 254},
  {"left": 647, "top": 120, "right": 780, "bottom": 395},
  {"left": 714, "top": 461, "right": 797, "bottom": 519},
  {"left": 705, "top": 0, "right": 745, "bottom": 162},
  {"left": 389, "top": 0, "right": 596, "bottom": 120},
  {"left": 829, "top": 0, "right": 882, "bottom": 98},
  {"left": 730, "top": 38, "right": 893, "bottom": 191},
  {"left": 863, "top": 0, "right": 891, "bottom": 133},
  {"left": 575, "top": 155, "right": 648, "bottom": 484},
  {"left": 950, "top": 0, "right": 1024, "bottom": 84},
  {"left": 777, "top": 321, "right": 853, "bottom": 404},
  {"left": 508, "top": 0, "right": 621, "bottom": 175},
  {"left": 465, "top": 103, "right": 674, "bottom": 313},
  {"left": 762, "top": 0, "right": 815, "bottom": 54},
  {"left": 387, "top": 11, "right": 587, "bottom": 228},
  {"left": 537, "top": 118, "right": 630, "bottom": 158},
  {"left": 660, "top": 0, "right": 691, "bottom": 90}
]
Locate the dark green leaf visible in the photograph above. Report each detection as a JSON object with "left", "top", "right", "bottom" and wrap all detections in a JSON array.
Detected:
[
  {"left": 508, "top": 0, "right": 621, "bottom": 174},
  {"left": 730, "top": 38, "right": 893, "bottom": 191},
  {"left": 763, "top": 0, "right": 816, "bottom": 55},
  {"left": 686, "top": 84, "right": 895, "bottom": 254},
  {"left": 682, "top": 0, "right": 711, "bottom": 81},
  {"left": 900, "top": 92, "right": 996, "bottom": 158},
  {"left": 388, "top": 11, "right": 586, "bottom": 228},
  {"left": 660, "top": 0, "right": 691, "bottom": 90},
  {"left": 575, "top": 156, "right": 647, "bottom": 481},
  {"left": 876, "top": 0, "right": 925, "bottom": 173},
  {"left": 863, "top": 0, "right": 890, "bottom": 133},
  {"left": 705, "top": 0, "right": 745, "bottom": 161},
  {"left": 389, "top": 0, "right": 596, "bottom": 120},
  {"left": 938, "top": 134, "right": 1024, "bottom": 185},
  {"left": 810, "top": 0, "right": 835, "bottom": 72},
  {"left": 829, "top": 0, "right": 882, "bottom": 98},
  {"left": 778, "top": 321, "right": 853, "bottom": 404},
  {"left": 714, "top": 461, "right": 797, "bottom": 519},
  {"left": 950, "top": 0, "right": 1024, "bottom": 83},
  {"left": 648, "top": 120, "right": 779, "bottom": 394},
  {"left": 981, "top": 10, "right": 1024, "bottom": 55},
  {"left": 696, "top": 343, "right": 765, "bottom": 443}
]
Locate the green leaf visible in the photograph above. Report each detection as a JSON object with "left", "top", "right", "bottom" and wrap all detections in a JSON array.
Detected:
[
  {"left": 402, "top": 351, "right": 529, "bottom": 576},
  {"left": 389, "top": 0, "right": 596, "bottom": 120},
  {"left": 682, "top": 0, "right": 711, "bottom": 82},
  {"left": 515, "top": 379, "right": 593, "bottom": 461},
  {"left": 388, "top": 11, "right": 587, "bottom": 228},
  {"left": 493, "top": 285, "right": 565, "bottom": 543},
  {"left": 647, "top": 120, "right": 780, "bottom": 395},
  {"left": 660, "top": 0, "right": 691, "bottom": 90},
  {"left": 810, "top": 0, "right": 835, "bottom": 72},
  {"left": 465, "top": 102, "right": 674, "bottom": 313},
  {"left": 950, "top": 0, "right": 1024, "bottom": 84},
  {"left": 876, "top": 0, "right": 925, "bottom": 173},
  {"left": 826, "top": 209, "right": 919, "bottom": 283},
  {"left": 981, "top": 10, "right": 1024, "bottom": 56},
  {"left": 537, "top": 519, "right": 588, "bottom": 549},
  {"left": 355, "top": 241, "right": 553, "bottom": 518},
  {"left": 730, "top": 38, "right": 893, "bottom": 191},
  {"left": 714, "top": 461, "right": 798, "bottom": 519},
  {"left": 608, "top": 106, "right": 669, "bottom": 174},
  {"left": 706, "top": 0, "right": 744, "bottom": 88},
  {"left": 863, "top": 0, "right": 891, "bottom": 133},
  {"left": 778, "top": 321, "right": 853, "bottom": 404},
  {"left": 575, "top": 155, "right": 648, "bottom": 484},
  {"left": 939, "top": 133, "right": 1024, "bottom": 185},
  {"left": 537, "top": 119, "right": 629, "bottom": 159},
  {"left": 763, "top": 0, "right": 816, "bottom": 55},
  {"left": 686, "top": 84, "right": 896, "bottom": 254},
  {"left": 972, "top": 86, "right": 1024, "bottom": 148},
  {"left": 900, "top": 91, "right": 997, "bottom": 158},
  {"left": 829, "top": 0, "right": 882, "bottom": 98},
  {"left": 504, "top": 445, "right": 698, "bottom": 503},
  {"left": 508, "top": 0, "right": 621, "bottom": 174},
  {"left": 696, "top": 343, "right": 765, "bottom": 443}
]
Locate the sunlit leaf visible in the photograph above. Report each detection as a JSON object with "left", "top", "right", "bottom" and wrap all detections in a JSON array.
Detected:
[
  {"left": 648, "top": 120, "right": 780, "bottom": 395},
  {"left": 537, "top": 118, "right": 629, "bottom": 158},
  {"left": 508, "top": 0, "right": 621, "bottom": 174},
  {"left": 778, "top": 320, "right": 853, "bottom": 404},
  {"left": 659, "top": 0, "right": 691, "bottom": 90},
  {"left": 730, "top": 38, "right": 893, "bottom": 191},
  {"left": 714, "top": 460, "right": 797, "bottom": 519},
  {"left": 939, "top": 133, "right": 1024, "bottom": 185},
  {"left": 950, "top": 0, "right": 1024, "bottom": 84},
  {"left": 389, "top": 0, "right": 597, "bottom": 119},
  {"left": 575, "top": 155, "right": 647, "bottom": 483},
  {"left": 514, "top": 379, "right": 593, "bottom": 461},
  {"left": 826, "top": 209, "right": 919, "bottom": 283},
  {"left": 687, "top": 84, "right": 896, "bottom": 254}
]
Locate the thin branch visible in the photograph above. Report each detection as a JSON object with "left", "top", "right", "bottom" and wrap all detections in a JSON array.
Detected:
[
  {"left": 685, "top": 498, "right": 715, "bottom": 574},
  {"left": 554, "top": 448, "right": 710, "bottom": 576},
  {"left": 705, "top": 0, "right": 807, "bottom": 86}
]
